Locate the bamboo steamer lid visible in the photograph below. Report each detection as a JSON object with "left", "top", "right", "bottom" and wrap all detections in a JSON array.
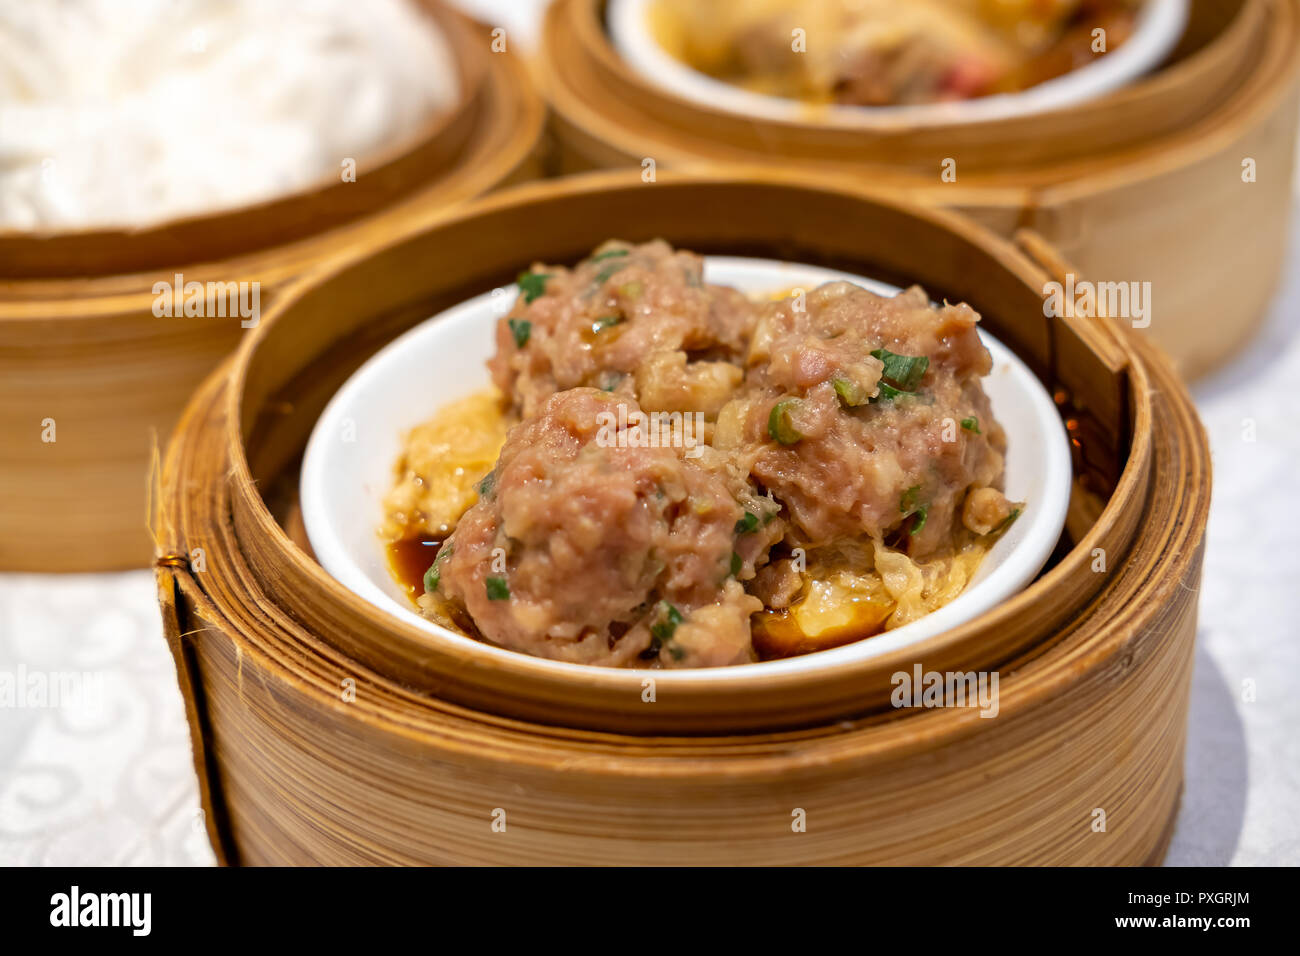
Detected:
[
  {"left": 0, "top": 2, "right": 546, "bottom": 572},
  {"left": 538, "top": 0, "right": 1300, "bottom": 380},
  {"left": 155, "top": 170, "right": 1210, "bottom": 865}
]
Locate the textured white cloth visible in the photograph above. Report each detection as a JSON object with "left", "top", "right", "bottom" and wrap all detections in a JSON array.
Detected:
[{"left": 0, "top": 572, "right": 215, "bottom": 865}]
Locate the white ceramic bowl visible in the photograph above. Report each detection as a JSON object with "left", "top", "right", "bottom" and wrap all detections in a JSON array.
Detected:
[
  {"left": 607, "top": 0, "right": 1189, "bottom": 127},
  {"left": 301, "top": 256, "right": 1072, "bottom": 677}
]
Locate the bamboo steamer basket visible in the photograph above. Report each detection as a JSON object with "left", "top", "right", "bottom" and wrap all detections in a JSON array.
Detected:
[
  {"left": 539, "top": 0, "right": 1300, "bottom": 381},
  {"left": 0, "top": 2, "right": 545, "bottom": 572},
  {"left": 155, "top": 170, "right": 1210, "bottom": 865}
]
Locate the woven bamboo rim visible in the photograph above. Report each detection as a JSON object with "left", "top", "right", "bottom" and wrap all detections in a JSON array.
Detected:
[
  {"left": 157, "top": 171, "right": 1208, "bottom": 864},
  {"left": 0, "top": 3, "right": 546, "bottom": 572},
  {"left": 538, "top": 0, "right": 1300, "bottom": 380}
]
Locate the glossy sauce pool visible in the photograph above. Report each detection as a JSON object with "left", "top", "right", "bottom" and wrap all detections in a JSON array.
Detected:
[{"left": 386, "top": 535, "right": 445, "bottom": 604}]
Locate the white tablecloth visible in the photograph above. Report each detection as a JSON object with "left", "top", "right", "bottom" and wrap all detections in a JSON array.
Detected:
[{"left": 0, "top": 571, "right": 215, "bottom": 865}]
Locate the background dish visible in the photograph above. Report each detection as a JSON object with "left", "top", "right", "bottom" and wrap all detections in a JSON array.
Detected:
[
  {"left": 608, "top": 0, "right": 1189, "bottom": 126},
  {"left": 301, "top": 256, "right": 1073, "bottom": 675},
  {"left": 0, "top": 3, "right": 546, "bottom": 573}
]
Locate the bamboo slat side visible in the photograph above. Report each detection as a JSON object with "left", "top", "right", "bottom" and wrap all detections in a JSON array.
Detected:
[
  {"left": 155, "top": 330, "right": 1206, "bottom": 865},
  {"left": 202, "top": 172, "right": 1138, "bottom": 731},
  {"left": 153, "top": 174, "right": 1210, "bottom": 864}
]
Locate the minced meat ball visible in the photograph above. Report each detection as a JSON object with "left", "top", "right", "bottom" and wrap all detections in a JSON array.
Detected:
[
  {"left": 398, "top": 243, "right": 1025, "bottom": 669},
  {"left": 714, "top": 282, "right": 1008, "bottom": 558},
  {"left": 489, "top": 240, "right": 758, "bottom": 420},
  {"left": 426, "top": 388, "right": 769, "bottom": 667}
]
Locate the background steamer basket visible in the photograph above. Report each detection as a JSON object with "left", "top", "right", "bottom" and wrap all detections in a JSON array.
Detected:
[
  {"left": 155, "top": 171, "right": 1209, "bottom": 865},
  {"left": 538, "top": 0, "right": 1300, "bottom": 381},
  {"left": 0, "top": 2, "right": 546, "bottom": 573}
]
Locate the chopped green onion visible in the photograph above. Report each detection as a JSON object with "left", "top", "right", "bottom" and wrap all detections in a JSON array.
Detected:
[
  {"left": 476, "top": 470, "right": 496, "bottom": 498},
  {"left": 767, "top": 398, "right": 804, "bottom": 445},
  {"left": 899, "top": 485, "right": 929, "bottom": 535},
  {"left": 593, "top": 261, "right": 628, "bottom": 286},
  {"left": 832, "top": 375, "right": 869, "bottom": 407},
  {"left": 590, "top": 314, "right": 623, "bottom": 333},
  {"left": 508, "top": 318, "right": 531, "bottom": 348},
  {"left": 730, "top": 551, "right": 743, "bottom": 577},
  {"left": 589, "top": 248, "right": 629, "bottom": 263},
  {"left": 995, "top": 508, "right": 1022, "bottom": 533},
  {"left": 911, "top": 505, "right": 929, "bottom": 535},
  {"left": 650, "top": 601, "right": 683, "bottom": 645},
  {"left": 734, "top": 512, "right": 760, "bottom": 534},
  {"left": 422, "top": 544, "right": 453, "bottom": 594},
  {"left": 870, "top": 348, "right": 929, "bottom": 392},
  {"left": 874, "top": 382, "right": 906, "bottom": 403},
  {"left": 961, "top": 417, "right": 981, "bottom": 434},
  {"left": 516, "top": 271, "right": 551, "bottom": 304},
  {"left": 485, "top": 576, "right": 510, "bottom": 601}
]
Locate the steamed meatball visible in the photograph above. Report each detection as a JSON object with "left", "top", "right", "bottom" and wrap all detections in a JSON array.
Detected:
[
  {"left": 489, "top": 240, "right": 758, "bottom": 420},
  {"left": 427, "top": 388, "right": 765, "bottom": 667},
  {"left": 716, "top": 282, "right": 1007, "bottom": 558}
]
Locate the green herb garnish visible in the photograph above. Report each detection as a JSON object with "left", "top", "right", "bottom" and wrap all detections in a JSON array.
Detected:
[
  {"left": 516, "top": 272, "right": 551, "bottom": 304},
  {"left": 508, "top": 318, "right": 531, "bottom": 348},
  {"left": 767, "top": 398, "right": 804, "bottom": 445},
  {"left": 911, "top": 505, "right": 929, "bottom": 534},
  {"left": 485, "top": 576, "right": 510, "bottom": 601},
  {"left": 874, "top": 382, "right": 905, "bottom": 402},
  {"left": 590, "top": 314, "right": 623, "bottom": 333},
  {"left": 899, "top": 485, "right": 929, "bottom": 535},
  {"left": 735, "top": 512, "right": 760, "bottom": 534},
  {"left": 995, "top": 508, "right": 1022, "bottom": 533},
  {"left": 650, "top": 601, "right": 684, "bottom": 647},
  {"left": 594, "top": 261, "right": 628, "bottom": 286},
  {"left": 422, "top": 543, "right": 453, "bottom": 594},
  {"left": 476, "top": 470, "right": 496, "bottom": 498},
  {"left": 961, "top": 417, "right": 981, "bottom": 434},
  {"left": 730, "top": 551, "right": 743, "bottom": 577},
  {"left": 589, "top": 248, "right": 629, "bottom": 263},
  {"left": 871, "top": 348, "right": 929, "bottom": 391}
]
